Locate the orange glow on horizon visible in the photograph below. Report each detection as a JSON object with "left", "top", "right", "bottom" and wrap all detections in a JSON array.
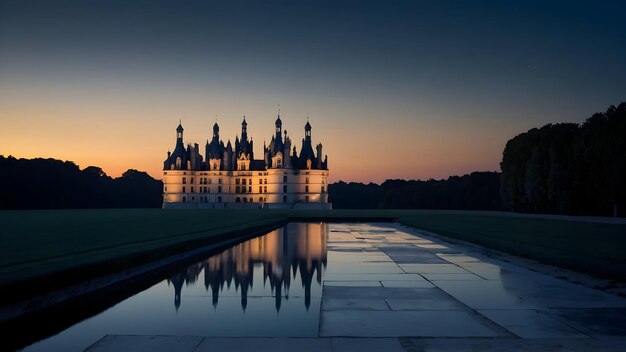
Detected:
[{"left": 0, "top": 85, "right": 529, "bottom": 184}]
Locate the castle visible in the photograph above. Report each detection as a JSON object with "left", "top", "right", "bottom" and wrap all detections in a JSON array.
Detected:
[{"left": 162, "top": 114, "right": 330, "bottom": 208}]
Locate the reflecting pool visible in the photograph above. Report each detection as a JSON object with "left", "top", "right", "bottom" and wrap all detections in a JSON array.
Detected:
[{"left": 22, "top": 222, "right": 328, "bottom": 352}]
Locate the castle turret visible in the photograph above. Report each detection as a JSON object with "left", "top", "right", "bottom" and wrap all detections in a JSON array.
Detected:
[
  {"left": 241, "top": 116, "right": 248, "bottom": 141},
  {"left": 177, "top": 123, "right": 184, "bottom": 141},
  {"left": 298, "top": 120, "right": 316, "bottom": 169},
  {"left": 316, "top": 143, "right": 323, "bottom": 169},
  {"left": 213, "top": 121, "right": 219, "bottom": 139},
  {"left": 284, "top": 131, "right": 292, "bottom": 168},
  {"left": 164, "top": 122, "right": 189, "bottom": 170},
  {"left": 274, "top": 114, "right": 283, "bottom": 152},
  {"left": 224, "top": 140, "right": 233, "bottom": 171}
]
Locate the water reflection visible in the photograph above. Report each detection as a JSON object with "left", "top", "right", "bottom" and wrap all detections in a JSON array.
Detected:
[
  {"left": 19, "top": 222, "right": 329, "bottom": 352},
  {"left": 168, "top": 222, "right": 327, "bottom": 312}
]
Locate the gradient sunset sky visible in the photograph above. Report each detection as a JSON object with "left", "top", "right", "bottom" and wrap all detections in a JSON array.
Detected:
[{"left": 1, "top": 0, "right": 625, "bottom": 183}]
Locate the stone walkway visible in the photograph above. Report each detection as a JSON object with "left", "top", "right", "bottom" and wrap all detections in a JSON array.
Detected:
[{"left": 85, "top": 223, "right": 626, "bottom": 351}]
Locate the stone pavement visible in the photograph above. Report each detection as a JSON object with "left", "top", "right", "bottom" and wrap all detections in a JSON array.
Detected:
[{"left": 85, "top": 223, "right": 626, "bottom": 351}]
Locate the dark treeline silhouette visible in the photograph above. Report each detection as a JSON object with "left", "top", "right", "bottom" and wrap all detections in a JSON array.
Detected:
[
  {"left": 0, "top": 156, "right": 163, "bottom": 209},
  {"left": 328, "top": 172, "right": 502, "bottom": 210},
  {"left": 2, "top": 102, "right": 623, "bottom": 214},
  {"left": 500, "top": 102, "right": 626, "bottom": 217}
]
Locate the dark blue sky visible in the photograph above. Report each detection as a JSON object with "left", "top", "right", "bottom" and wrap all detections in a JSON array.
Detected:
[{"left": 1, "top": 0, "right": 625, "bottom": 181}]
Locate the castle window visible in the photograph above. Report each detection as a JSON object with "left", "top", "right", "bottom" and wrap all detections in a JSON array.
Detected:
[
  {"left": 283, "top": 176, "right": 287, "bottom": 183},
  {"left": 218, "top": 186, "right": 222, "bottom": 193},
  {"left": 218, "top": 196, "right": 222, "bottom": 203},
  {"left": 236, "top": 179, "right": 240, "bottom": 185},
  {"left": 306, "top": 159, "right": 312, "bottom": 169},
  {"left": 183, "top": 186, "right": 186, "bottom": 193},
  {"left": 249, "top": 197, "right": 253, "bottom": 203},
  {"left": 242, "top": 179, "right": 247, "bottom": 185},
  {"left": 182, "top": 177, "right": 186, "bottom": 184},
  {"left": 283, "top": 196, "right": 287, "bottom": 203},
  {"left": 306, "top": 177, "right": 309, "bottom": 184},
  {"left": 321, "top": 186, "right": 325, "bottom": 193},
  {"left": 248, "top": 186, "right": 252, "bottom": 193},
  {"left": 243, "top": 198, "right": 247, "bottom": 203},
  {"left": 218, "top": 178, "right": 222, "bottom": 184},
  {"left": 236, "top": 186, "right": 240, "bottom": 193},
  {"left": 236, "top": 197, "right": 241, "bottom": 203},
  {"left": 176, "top": 157, "right": 182, "bottom": 168},
  {"left": 192, "top": 196, "right": 195, "bottom": 201},
  {"left": 305, "top": 186, "right": 309, "bottom": 193},
  {"left": 191, "top": 178, "right": 194, "bottom": 184},
  {"left": 259, "top": 197, "right": 263, "bottom": 202},
  {"left": 264, "top": 186, "right": 267, "bottom": 193},
  {"left": 191, "top": 186, "right": 194, "bottom": 193},
  {"left": 283, "top": 185, "right": 287, "bottom": 193},
  {"left": 305, "top": 196, "right": 309, "bottom": 203},
  {"left": 183, "top": 196, "right": 186, "bottom": 202},
  {"left": 259, "top": 186, "right": 262, "bottom": 193}
]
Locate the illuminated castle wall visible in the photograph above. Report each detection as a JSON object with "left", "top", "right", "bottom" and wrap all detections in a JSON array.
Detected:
[{"left": 162, "top": 115, "right": 330, "bottom": 209}]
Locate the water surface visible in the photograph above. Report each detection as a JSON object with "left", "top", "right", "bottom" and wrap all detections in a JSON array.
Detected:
[{"left": 22, "top": 222, "right": 328, "bottom": 352}]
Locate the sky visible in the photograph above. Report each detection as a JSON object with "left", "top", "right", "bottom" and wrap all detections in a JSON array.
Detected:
[{"left": 1, "top": 0, "right": 625, "bottom": 183}]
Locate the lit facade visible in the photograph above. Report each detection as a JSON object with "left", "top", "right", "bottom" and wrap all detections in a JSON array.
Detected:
[{"left": 162, "top": 115, "right": 330, "bottom": 208}]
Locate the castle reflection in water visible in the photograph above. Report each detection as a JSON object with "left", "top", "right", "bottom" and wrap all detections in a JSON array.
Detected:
[{"left": 167, "top": 223, "right": 327, "bottom": 312}]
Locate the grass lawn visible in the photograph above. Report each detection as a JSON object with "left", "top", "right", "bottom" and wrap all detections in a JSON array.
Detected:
[
  {"left": 0, "top": 209, "right": 288, "bottom": 300},
  {"left": 1, "top": 208, "right": 625, "bottom": 302}
]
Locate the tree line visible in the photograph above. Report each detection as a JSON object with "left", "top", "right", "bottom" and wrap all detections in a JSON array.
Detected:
[
  {"left": 500, "top": 102, "right": 625, "bottom": 217},
  {"left": 328, "top": 172, "right": 502, "bottom": 210},
  {"left": 1, "top": 102, "right": 623, "bottom": 215},
  {"left": 0, "top": 156, "right": 163, "bottom": 209}
]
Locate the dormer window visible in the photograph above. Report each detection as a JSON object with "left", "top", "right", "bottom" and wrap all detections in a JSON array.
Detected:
[
  {"left": 176, "top": 157, "right": 182, "bottom": 168},
  {"left": 306, "top": 159, "right": 312, "bottom": 169},
  {"left": 276, "top": 158, "right": 282, "bottom": 168}
]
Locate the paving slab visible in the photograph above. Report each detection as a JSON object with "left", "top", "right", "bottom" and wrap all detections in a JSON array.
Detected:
[
  {"left": 378, "top": 246, "right": 448, "bottom": 264},
  {"left": 322, "top": 298, "right": 390, "bottom": 311},
  {"left": 432, "top": 280, "right": 536, "bottom": 309},
  {"left": 194, "top": 338, "right": 332, "bottom": 352},
  {"left": 400, "top": 337, "right": 626, "bottom": 352},
  {"left": 385, "top": 297, "right": 467, "bottom": 311},
  {"left": 421, "top": 273, "right": 485, "bottom": 281},
  {"left": 324, "top": 281, "right": 382, "bottom": 287},
  {"left": 320, "top": 310, "right": 503, "bottom": 337},
  {"left": 548, "top": 308, "right": 626, "bottom": 337},
  {"left": 380, "top": 280, "right": 436, "bottom": 288},
  {"left": 322, "top": 273, "right": 426, "bottom": 282},
  {"left": 435, "top": 253, "right": 481, "bottom": 263},
  {"left": 331, "top": 338, "right": 405, "bottom": 352},
  {"left": 477, "top": 309, "right": 590, "bottom": 338},
  {"left": 399, "top": 263, "right": 470, "bottom": 274},
  {"left": 84, "top": 335, "right": 202, "bottom": 352},
  {"left": 323, "top": 286, "right": 441, "bottom": 300}
]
